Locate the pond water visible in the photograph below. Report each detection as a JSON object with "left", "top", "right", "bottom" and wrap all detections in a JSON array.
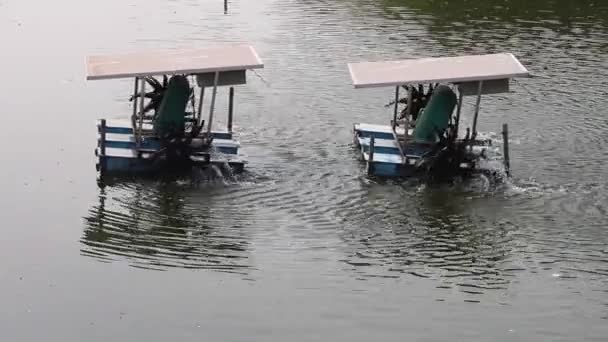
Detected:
[{"left": 1, "top": 0, "right": 607, "bottom": 340}]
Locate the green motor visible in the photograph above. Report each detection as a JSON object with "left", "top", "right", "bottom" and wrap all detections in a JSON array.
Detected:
[
  {"left": 153, "top": 75, "right": 191, "bottom": 139},
  {"left": 411, "top": 85, "right": 457, "bottom": 143}
]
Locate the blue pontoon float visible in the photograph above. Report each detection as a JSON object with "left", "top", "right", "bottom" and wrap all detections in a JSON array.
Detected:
[
  {"left": 86, "top": 45, "right": 264, "bottom": 184},
  {"left": 348, "top": 53, "right": 530, "bottom": 179}
]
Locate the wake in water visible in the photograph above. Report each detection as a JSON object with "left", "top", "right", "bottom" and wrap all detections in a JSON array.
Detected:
[{"left": 190, "top": 164, "right": 236, "bottom": 186}]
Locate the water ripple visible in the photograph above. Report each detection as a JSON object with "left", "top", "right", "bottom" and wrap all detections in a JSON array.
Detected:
[
  {"left": 79, "top": 0, "right": 608, "bottom": 300},
  {"left": 82, "top": 180, "right": 253, "bottom": 272}
]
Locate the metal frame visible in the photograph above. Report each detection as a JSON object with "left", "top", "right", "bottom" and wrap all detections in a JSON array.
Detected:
[
  {"left": 471, "top": 80, "right": 484, "bottom": 140},
  {"left": 197, "top": 87, "right": 205, "bottom": 127},
  {"left": 383, "top": 81, "right": 495, "bottom": 167},
  {"left": 392, "top": 86, "right": 399, "bottom": 130},
  {"left": 206, "top": 72, "right": 220, "bottom": 137},
  {"left": 137, "top": 79, "right": 146, "bottom": 148},
  {"left": 388, "top": 85, "right": 410, "bottom": 165},
  {"left": 228, "top": 87, "right": 235, "bottom": 132},
  {"left": 99, "top": 119, "right": 107, "bottom": 175},
  {"left": 406, "top": 85, "right": 413, "bottom": 121},
  {"left": 502, "top": 123, "right": 510, "bottom": 176},
  {"left": 454, "top": 85, "right": 464, "bottom": 137},
  {"left": 131, "top": 77, "right": 139, "bottom": 132},
  {"left": 387, "top": 81, "right": 488, "bottom": 144},
  {"left": 127, "top": 70, "right": 244, "bottom": 152}
]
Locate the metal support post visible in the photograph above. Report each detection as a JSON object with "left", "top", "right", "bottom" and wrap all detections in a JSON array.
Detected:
[
  {"left": 206, "top": 72, "right": 220, "bottom": 137},
  {"left": 471, "top": 80, "right": 483, "bottom": 139},
  {"left": 502, "top": 123, "right": 511, "bottom": 177},
  {"left": 228, "top": 87, "right": 234, "bottom": 132}
]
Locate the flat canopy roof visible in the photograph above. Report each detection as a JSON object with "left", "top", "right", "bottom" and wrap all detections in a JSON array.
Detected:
[
  {"left": 86, "top": 44, "right": 264, "bottom": 81},
  {"left": 348, "top": 53, "right": 529, "bottom": 89}
]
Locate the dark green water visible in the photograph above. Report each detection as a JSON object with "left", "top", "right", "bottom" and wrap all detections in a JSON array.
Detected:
[{"left": 1, "top": 0, "right": 607, "bottom": 340}]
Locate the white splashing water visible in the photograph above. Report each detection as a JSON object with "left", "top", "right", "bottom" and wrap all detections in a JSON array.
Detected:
[{"left": 209, "top": 164, "right": 231, "bottom": 186}]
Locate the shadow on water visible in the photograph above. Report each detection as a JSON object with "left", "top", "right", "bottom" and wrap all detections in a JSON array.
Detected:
[{"left": 82, "top": 174, "right": 253, "bottom": 273}]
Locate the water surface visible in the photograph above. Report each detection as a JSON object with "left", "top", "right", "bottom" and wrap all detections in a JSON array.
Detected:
[{"left": 1, "top": 0, "right": 607, "bottom": 340}]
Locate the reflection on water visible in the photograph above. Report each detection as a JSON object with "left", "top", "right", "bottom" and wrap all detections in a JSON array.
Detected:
[{"left": 82, "top": 177, "right": 252, "bottom": 272}]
